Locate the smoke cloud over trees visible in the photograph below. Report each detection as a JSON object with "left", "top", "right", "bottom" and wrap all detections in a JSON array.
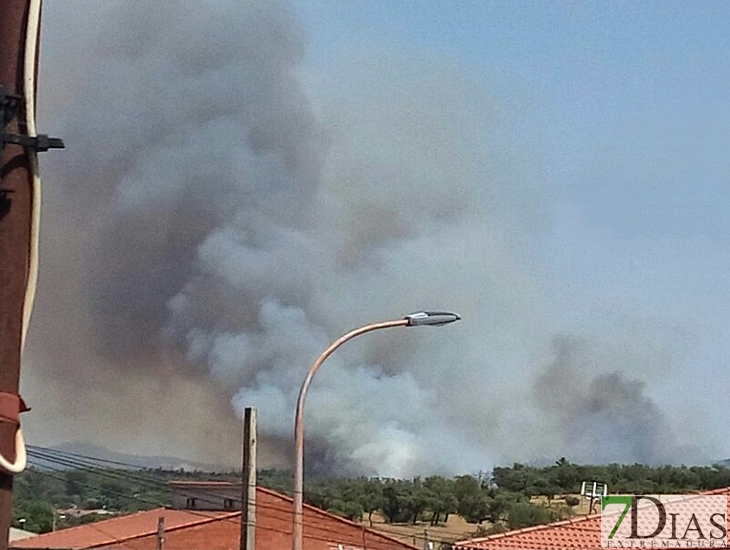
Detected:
[{"left": 22, "top": 0, "right": 708, "bottom": 474}]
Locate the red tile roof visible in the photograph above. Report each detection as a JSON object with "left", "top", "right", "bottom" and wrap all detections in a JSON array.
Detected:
[
  {"left": 454, "top": 487, "right": 730, "bottom": 550},
  {"left": 11, "top": 487, "right": 417, "bottom": 550}
]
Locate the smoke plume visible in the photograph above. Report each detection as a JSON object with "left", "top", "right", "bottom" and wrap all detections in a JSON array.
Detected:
[
  {"left": 22, "top": 0, "right": 707, "bottom": 474},
  {"left": 533, "top": 337, "right": 686, "bottom": 465}
]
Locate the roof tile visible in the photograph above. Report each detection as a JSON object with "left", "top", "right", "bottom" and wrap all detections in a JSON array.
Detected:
[
  {"left": 454, "top": 487, "right": 730, "bottom": 550},
  {"left": 11, "top": 486, "right": 418, "bottom": 550}
]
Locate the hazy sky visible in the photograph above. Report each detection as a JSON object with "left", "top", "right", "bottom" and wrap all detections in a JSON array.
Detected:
[
  {"left": 26, "top": 1, "right": 730, "bottom": 469},
  {"left": 291, "top": 0, "right": 730, "bottom": 449}
]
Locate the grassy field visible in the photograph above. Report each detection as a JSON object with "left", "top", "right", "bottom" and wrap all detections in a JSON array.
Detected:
[
  {"left": 368, "top": 512, "right": 480, "bottom": 547},
  {"left": 367, "top": 496, "right": 594, "bottom": 547}
]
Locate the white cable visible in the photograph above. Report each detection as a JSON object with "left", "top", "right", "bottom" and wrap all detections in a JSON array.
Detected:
[
  {"left": 22, "top": 0, "right": 43, "bottom": 347},
  {"left": 0, "top": 0, "right": 46, "bottom": 476},
  {"left": 0, "top": 429, "right": 26, "bottom": 475}
]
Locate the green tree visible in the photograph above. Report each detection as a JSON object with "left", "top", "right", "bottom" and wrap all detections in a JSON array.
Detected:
[
  {"left": 402, "top": 478, "right": 430, "bottom": 524},
  {"left": 488, "top": 491, "right": 526, "bottom": 524},
  {"left": 454, "top": 475, "right": 489, "bottom": 523},
  {"left": 506, "top": 501, "right": 568, "bottom": 530},
  {"left": 13, "top": 501, "right": 53, "bottom": 534},
  {"left": 551, "top": 458, "right": 579, "bottom": 492},
  {"left": 424, "top": 476, "right": 457, "bottom": 525},
  {"left": 327, "top": 498, "right": 364, "bottom": 522},
  {"left": 64, "top": 470, "right": 90, "bottom": 503},
  {"left": 356, "top": 478, "right": 384, "bottom": 527},
  {"left": 381, "top": 480, "right": 411, "bottom": 523},
  {"left": 457, "top": 492, "right": 492, "bottom": 524}
]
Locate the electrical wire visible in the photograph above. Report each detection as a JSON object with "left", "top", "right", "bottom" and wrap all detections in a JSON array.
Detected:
[
  {"left": 27, "top": 450, "right": 272, "bottom": 519},
  {"left": 29, "top": 445, "right": 336, "bottom": 524},
  {"left": 33, "top": 447, "right": 601, "bottom": 549},
  {"left": 25, "top": 465, "right": 408, "bottom": 550},
  {"left": 27, "top": 444, "right": 198, "bottom": 471},
  {"left": 22, "top": 0, "right": 42, "bottom": 348},
  {"left": 27, "top": 447, "right": 241, "bottom": 511},
  {"left": 25, "top": 446, "right": 427, "bottom": 548},
  {"left": 29, "top": 444, "right": 488, "bottom": 549},
  {"left": 371, "top": 522, "right": 463, "bottom": 546},
  {"left": 24, "top": 450, "right": 415, "bottom": 549},
  {"left": 0, "top": 429, "right": 26, "bottom": 475},
  {"left": 25, "top": 461, "right": 175, "bottom": 510}
]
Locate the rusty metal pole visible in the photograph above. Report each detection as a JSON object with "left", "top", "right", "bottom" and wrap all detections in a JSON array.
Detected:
[{"left": 0, "top": 1, "right": 32, "bottom": 549}]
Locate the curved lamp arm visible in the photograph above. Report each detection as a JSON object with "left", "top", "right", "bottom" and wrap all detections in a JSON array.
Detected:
[
  {"left": 291, "top": 311, "right": 460, "bottom": 550},
  {"left": 292, "top": 319, "right": 408, "bottom": 550}
]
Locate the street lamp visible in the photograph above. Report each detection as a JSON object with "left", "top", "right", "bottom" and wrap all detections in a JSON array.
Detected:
[{"left": 292, "top": 311, "right": 461, "bottom": 550}]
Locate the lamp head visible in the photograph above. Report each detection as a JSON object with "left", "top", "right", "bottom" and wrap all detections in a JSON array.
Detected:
[{"left": 404, "top": 311, "right": 461, "bottom": 327}]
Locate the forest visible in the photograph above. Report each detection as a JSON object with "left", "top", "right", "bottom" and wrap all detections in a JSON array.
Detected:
[{"left": 13, "top": 447, "right": 730, "bottom": 537}]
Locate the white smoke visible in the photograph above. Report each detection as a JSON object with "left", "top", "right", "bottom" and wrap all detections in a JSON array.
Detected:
[{"left": 24, "top": 0, "right": 709, "bottom": 474}]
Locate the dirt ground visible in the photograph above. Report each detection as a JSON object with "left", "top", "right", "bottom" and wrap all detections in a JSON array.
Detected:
[
  {"left": 367, "top": 512, "right": 481, "bottom": 547},
  {"left": 366, "top": 496, "right": 594, "bottom": 547}
]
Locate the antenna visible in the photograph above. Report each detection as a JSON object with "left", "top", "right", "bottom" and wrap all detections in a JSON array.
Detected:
[{"left": 580, "top": 481, "right": 608, "bottom": 514}]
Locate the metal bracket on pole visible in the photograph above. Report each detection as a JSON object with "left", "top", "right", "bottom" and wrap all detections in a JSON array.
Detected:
[
  {"left": 0, "top": 188, "right": 10, "bottom": 218},
  {"left": 0, "top": 86, "right": 64, "bottom": 152}
]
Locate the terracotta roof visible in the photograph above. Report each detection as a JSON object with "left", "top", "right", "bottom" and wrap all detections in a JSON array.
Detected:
[
  {"left": 10, "top": 507, "right": 231, "bottom": 549},
  {"left": 454, "top": 487, "right": 730, "bottom": 550},
  {"left": 11, "top": 487, "right": 417, "bottom": 550}
]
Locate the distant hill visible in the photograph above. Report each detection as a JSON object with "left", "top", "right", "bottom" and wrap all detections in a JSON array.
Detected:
[{"left": 49, "top": 442, "right": 230, "bottom": 472}]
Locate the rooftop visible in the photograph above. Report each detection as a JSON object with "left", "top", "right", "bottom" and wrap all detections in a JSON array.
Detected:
[
  {"left": 454, "top": 487, "right": 730, "bottom": 550},
  {"left": 11, "top": 486, "right": 418, "bottom": 550}
]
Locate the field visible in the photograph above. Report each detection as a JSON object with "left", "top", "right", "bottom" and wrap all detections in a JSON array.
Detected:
[
  {"left": 368, "top": 512, "right": 481, "bottom": 547},
  {"left": 367, "top": 496, "right": 594, "bottom": 547}
]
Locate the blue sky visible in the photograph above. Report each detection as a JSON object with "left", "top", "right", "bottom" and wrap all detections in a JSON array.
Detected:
[
  {"left": 296, "top": 0, "right": 730, "bottom": 234},
  {"left": 295, "top": 1, "right": 730, "bottom": 231},
  {"left": 294, "top": 2, "right": 730, "bottom": 296},
  {"left": 293, "top": 0, "right": 730, "bottom": 451}
]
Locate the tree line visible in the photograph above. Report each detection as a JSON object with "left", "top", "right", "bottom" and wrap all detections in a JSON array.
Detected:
[
  {"left": 12, "top": 459, "right": 730, "bottom": 534},
  {"left": 296, "top": 460, "right": 730, "bottom": 530}
]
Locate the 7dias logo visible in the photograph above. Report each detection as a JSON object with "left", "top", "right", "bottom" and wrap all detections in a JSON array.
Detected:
[{"left": 601, "top": 495, "right": 727, "bottom": 548}]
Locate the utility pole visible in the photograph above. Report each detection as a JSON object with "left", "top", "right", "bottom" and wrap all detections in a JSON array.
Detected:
[
  {"left": 0, "top": 2, "right": 34, "bottom": 549},
  {"left": 240, "top": 408, "right": 256, "bottom": 550},
  {"left": 0, "top": 2, "right": 62, "bottom": 548},
  {"left": 156, "top": 516, "right": 165, "bottom": 550}
]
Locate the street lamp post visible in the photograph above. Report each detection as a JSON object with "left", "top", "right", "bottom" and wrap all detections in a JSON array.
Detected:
[{"left": 292, "top": 311, "right": 461, "bottom": 550}]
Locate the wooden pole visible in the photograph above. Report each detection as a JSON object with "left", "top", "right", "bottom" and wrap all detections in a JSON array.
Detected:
[
  {"left": 156, "top": 516, "right": 165, "bottom": 550},
  {"left": 0, "top": 2, "right": 32, "bottom": 549},
  {"left": 240, "top": 408, "right": 256, "bottom": 550}
]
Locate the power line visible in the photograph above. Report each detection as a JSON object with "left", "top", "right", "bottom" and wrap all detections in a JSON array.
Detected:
[
  {"left": 30, "top": 447, "right": 595, "bottom": 548},
  {"left": 26, "top": 448, "right": 228, "bottom": 510},
  {"left": 24, "top": 461, "right": 173, "bottom": 510},
  {"left": 23, "top": 455, "right": 414, "bottom": 549},
  {"left": 24, "top": 465, "right": 404, "bottom": 549},
  {"left": 26, "top": 445, "right": 204, "bottom": 472},
  {"left": 27, "top": 445, "right": 492, "bottom": 548},
  {"left": 28, "top": 446, "right": 335, "bottom": 525}
]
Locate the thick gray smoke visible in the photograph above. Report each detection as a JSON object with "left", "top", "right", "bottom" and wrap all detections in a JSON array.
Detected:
[
  {"left": 22, "top": 0, "right": 708, "bottom": 473},
  {"left": 533, "top": 337, "right": 685, "bottom": 465}
]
